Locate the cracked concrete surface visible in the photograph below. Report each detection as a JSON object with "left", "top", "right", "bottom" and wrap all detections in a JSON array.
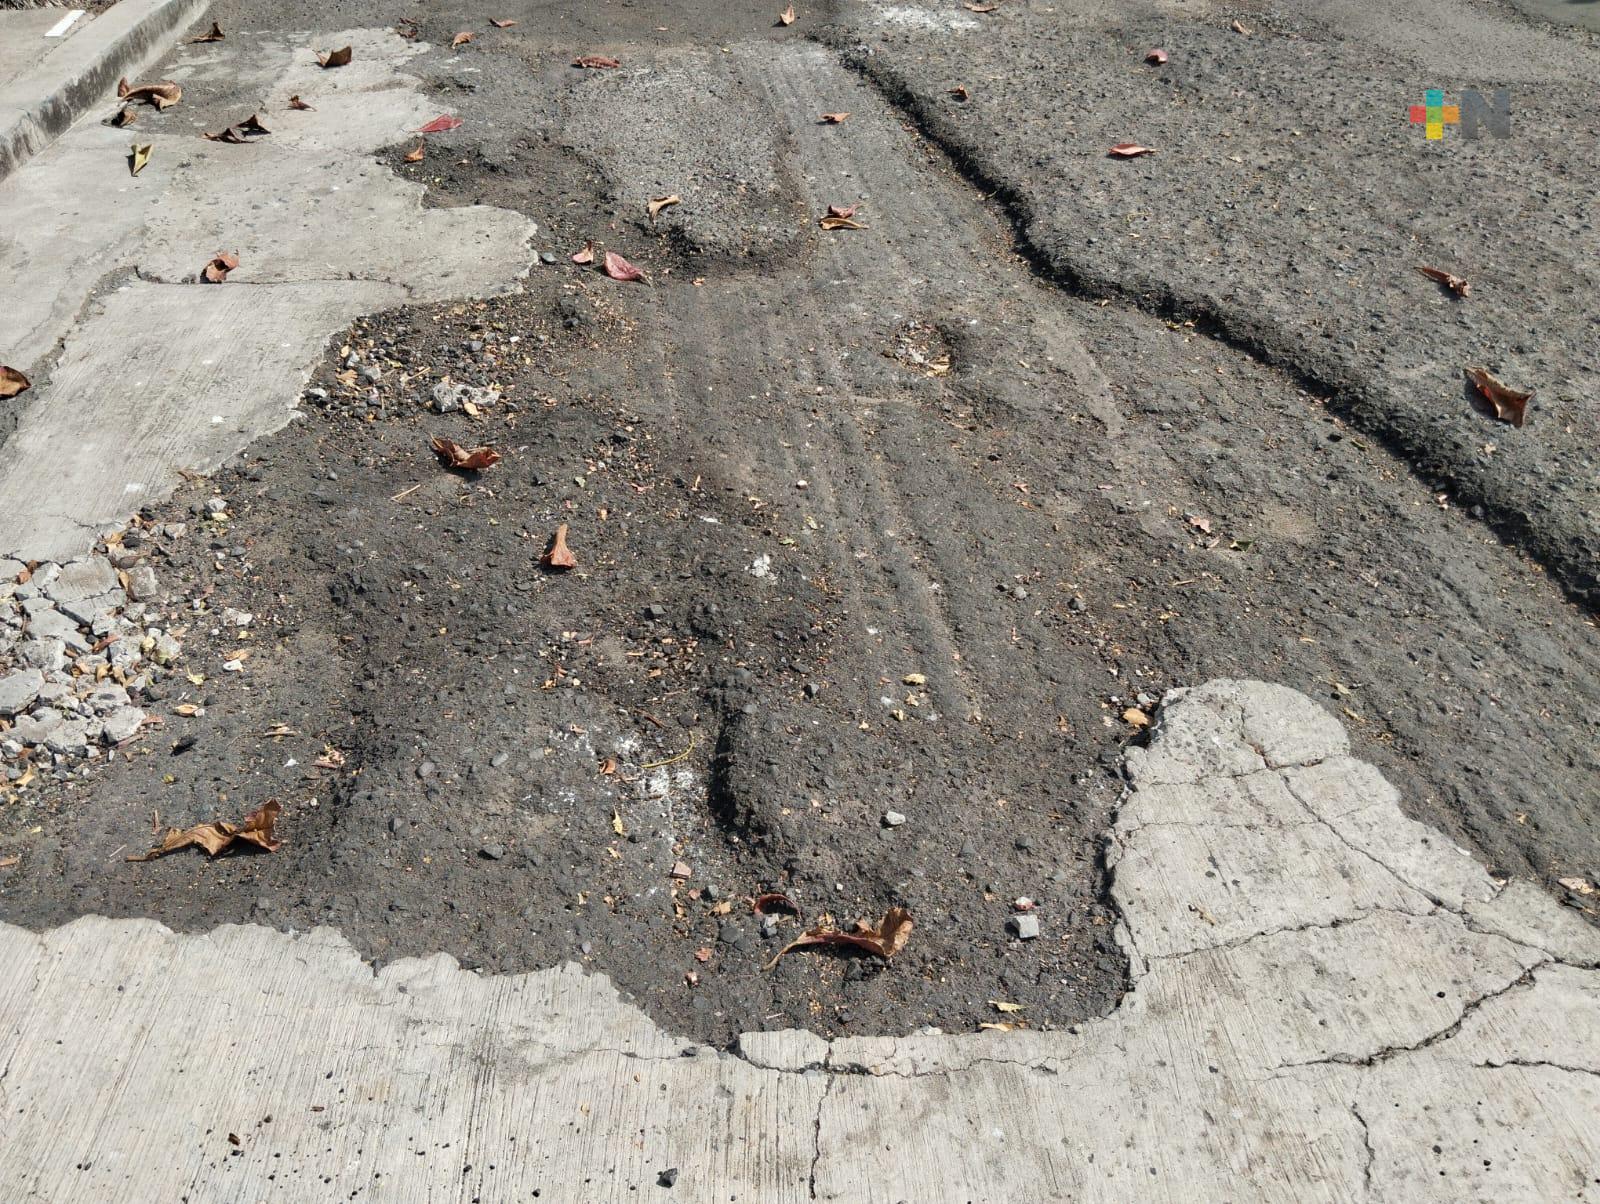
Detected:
[
  {"left": 1, "top": 679, "right": 1594, "bottom": 1201},
  {"left": 0, "top": 27, "right": 536, "bottom": 563}
]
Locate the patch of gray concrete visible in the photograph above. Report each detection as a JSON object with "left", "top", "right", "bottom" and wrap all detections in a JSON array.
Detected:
[
  {"left": 2, "top": 680, "right": 1593, "bottom": 1201},
  {"left": 0, "top": 26, "right": 537, "bottom": 563}
]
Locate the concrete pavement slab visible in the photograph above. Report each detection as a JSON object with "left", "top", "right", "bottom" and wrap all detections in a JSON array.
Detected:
[{"left": 1, "top": 679, "right": 1593, "bottom": 1201}]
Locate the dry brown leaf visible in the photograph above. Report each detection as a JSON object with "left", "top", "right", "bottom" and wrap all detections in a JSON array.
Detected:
[
  {"left": 201, "top": 252, "right": 240, "bottom": 283},
  {"left": 404, "top": 140, "right": 425, "bottom": 163},
  {"left": 819, "top": 112, "right": 850, "bottom": 124},
  {"left": 751, "top": 892, "right": 802, "bottom": 917},
  {"left": 190, "top": 21, "right": 225, "bottom": 43},
  {"left": 612, "top": 809, "right": 626, "bottom": 836},
  {"left": 819, "top": 207, "right": 867, "bottom": 230},
  {"left": 418, "top": 114, "right": 463, "bottom": 134},
  {"left": 570, "top": 240, "right": 596, "bottom": 265},
  {"left": 964, "top": 2, "right": 997, "bottom": 11},
  {"left": 1466, "top": 367, "right": 1532, "bottom": 428},
  {"left": 240, "top": 114, "right": 270, "bottom": 135},
  {"left": 990, "top": 1000, "right": 1024, "bottom": 1013},
  {"left": 204, "top": 125, "right": 246, "bottom": 144},
  {"left": 949, "top": 85, "right": 970, "bottom": 101},
  {"left": 129, "top": 800, "right": 282, "bottom": 861},
  {"left": 430, "top": 435, "right": 502, "bottom": 470},
  {"left": 451, "top": 31, "right": 475, "bottom": 48},
  {"left": 1122, "top": 707, "right": 1151, "bottom": 728},
  {"left": 288, "top": 95, "right": 314, "bottom": 111},
  {"left": 647, "top": 194, "right": 682, "bottom": 221},
  {"left": 603, "top": 250, "right": 647, "bottom": 281},
  {"left": 1417, "top": 265, "right": 1471, "bottom": 298},
  {"left": 541, "top": 523, "right": 578, "bottom": 570},
  {"left": 396, "top": 17, "right": 419, "bottom": 39},
  {"left": 1230, "top": 18, "right": 1252, "bottom": 34},
  {"left": 0, "top": 366, "right": 30, "bottom": 400},
  {"left": 318, "top": 46, "right": 353, "bottom": 68},
  {"left": 573, "top": 54, "right": 621, "bottom": 69},
  {"left": 129, "top": 144, "right": 152, "bottom": 176},
  {"left": 1146, "top": 48, "right": 1169, "bottom": 64},
  {"left": 0, "top": 855, "right": 19, "bottom": 869},
  {"left": 1108, "top": 142, "right": 1156, "bottom": 157},
  {"left": 767, "top": 906, "right": 912, "bottom": 968},
  {"left": 694, "top": 946, "right": 713, "bottom": 962},
  {"left": 490, "top": 17, "right": 518, "bottom": 28},
  {"left": 118, "top": 79, "right": 182, "bottom": 109},
  {"left": 599, "top": 756, "right": 618, "bottom": 775},
  {"left": 313, "top": 746, "right": 346, "bottom": 770},
  {"left": 108, "top": 106, "right": 137, "bottom": 128},
  {"left": 778, "top": 4, "right": 796, "bottom": 24}
]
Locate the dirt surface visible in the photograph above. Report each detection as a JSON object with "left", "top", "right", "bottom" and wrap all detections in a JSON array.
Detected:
[{"left": 3, "top": 3, "right": 1599, "bottom": 1046}]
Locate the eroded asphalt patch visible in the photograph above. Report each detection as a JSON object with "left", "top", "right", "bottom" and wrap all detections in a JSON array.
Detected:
[{"left": 1, "top": 4, "right": 1598, "bottom": 1049}]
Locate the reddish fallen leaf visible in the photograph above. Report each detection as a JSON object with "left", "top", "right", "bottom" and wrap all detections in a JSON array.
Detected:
[
  {"left": 451, "top": 31, "right": 475, "bottom": 48},
  {"left": 1145, "top": 48, "right": 1169, "bottom": 64},
  {"left": 1417, "top": 265, "right": 1471, "bottom": 298},
  {"left": 190, "top": 20, "right": 225, "bottom": 43},
  {"left": 573, "top": 54, "right": 621, "bottom": 69},
  {"left": 128, "top": 800, "right": 282, "bottom": 861},
  {"left": 204, "top": 126, "right": 246, "bottom": 144},
  {"left": 570, "top": 240, "right": 596, "bottom": 265},
  {"left": 201, "top": 251, "right": 240, "bottom": 283},
  {"left": 490, "top": 18, "right": 518, "bottom": 28},
  {"left": 0, "top": 366, "right": 31, "bottom": 399},
  {"left": 288, "top": 95, "right": 314, "bottom": 111},
  {"left": 417, "top": 114, "right": 463, "bottom": 134},
  {"left": 240, "top": 114, "right": 271, "bottom": 135},
  {"left": 778, "top": 4, "right": 796, "bottom": 25},
  {"left": 1230, "top": 18, "right": 1252, "bottom": 35},
  {"left": 541, "top": 523, "right": 578, "bottom": 570},
  {"left": 751, "top": 892, "right": 802, "bottom": 917},
  {"left": 1466, "top": 367, "right": 1532, "bottom": 428},
  {"left": 767, "top": 906, "right": 912, "bottom": 968},
  {"left": 404, "top": 141, "right": 425, "bottom": 163},
  {"left": 317, "top": 46, "right": 353, "bottom": 68},
  {"left": 694, "top": 947, "right": 713, "bottom": 962},
  {"left": 819, "top": 205, "right": 867, "bottom": 230},
  {"left": 1108, "top": 142, "right": 1156, "bottom": 157},
  {"left": 430, "top": 435, "right": 502, "bottom": 470},
  {"left": 108, "top": 106, "right": 137, "bottom": 128},
  {"left": 647, "top": 194, "right": 682, "bottom": 221},
  {"left": 949, "top": 85, "right": 970, "bottom": 101},
  {"left": 819, "top": 112, "right": 850, "bottom": 124},
  {"left": 117, "top": 78, "right": 182, "bottom": 109},
  {"left": 603, "top": 250, "right": 646, "bottom": 282}
]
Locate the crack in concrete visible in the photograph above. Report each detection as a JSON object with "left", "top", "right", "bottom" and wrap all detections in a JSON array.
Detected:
[
  {"left": 808, "top": 1072, "right": 835, "bottom": 1200},
  {"left": 1350, "top": 1103, "right": 1375, "bottom": 1199},
  {"left": 1474, "top": 1058, "right": 1600, "bottom": 1078}
]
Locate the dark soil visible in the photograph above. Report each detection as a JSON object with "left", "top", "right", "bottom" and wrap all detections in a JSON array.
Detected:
[{"left": 3, "top": 4, "right": 1598, "bottom": 1047}]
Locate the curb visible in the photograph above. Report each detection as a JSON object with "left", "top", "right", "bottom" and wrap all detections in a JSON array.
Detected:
[{"left": 0, "top": 0, "right": 211, "bottom": 184}]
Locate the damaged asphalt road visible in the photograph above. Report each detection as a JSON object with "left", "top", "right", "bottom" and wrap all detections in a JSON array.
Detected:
[{"left": 1, "top": 0, "right": 1598, "bottom": 1052}]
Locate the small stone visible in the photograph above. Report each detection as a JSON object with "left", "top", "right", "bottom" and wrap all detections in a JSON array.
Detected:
[
  {"left": 204, "top": 497, "right": 228, "bottom": 516},
  {"left": 670, "top": 860, "right": 692, "bottom": 879},
  {"left": 490, "top": 750, "right": 510, "bottom": 768},
  {"left": 1011, "top": 585, "right": 1029, "bottom": 601},
  {"left": 1011, "top": 914, "right": 1041, "bottom": 940},
  {"left": 883, "top": 810, "right": 907, "bottom": 827},
  {"left": 703, "top": 884, "right": 723, "bottom": 902},
  {"left": 717, "top": 922, "right": 741, "bottom": 945},
  {"left": 803, "top": 682, "right": 820, "bottom": 698},
  {"left": 538, "top": 249, "right": 559, "bottom": 265},
  {"left": 759, "top": 914, "right": 780, "bottom": 938},
  {"left": 1013, "top": 896, "right": 1036, "bottom": 912},
  {"left": 0, "top": 669, "right": 45, "bottom": 716},
  {"left": 657, "top": 1168, "right": 679, "bottom": 1188},
  {"left": 87, "top": 684, "right": 131, "bottom": 714},
  {"left": 480, "top": 843, "right": 506, "bottom": 861},
  {"left": 358, "top": 363, "right": 382, "bottom": 384},
  {"left": 26, "top": 609, "right": 89, "bottom": 650},
  {"left": 644, "top": 603, "right": 667, "bottom": 621},
  {"left": 1068, "top": 596, "right": 1087, "bottom": 613}
]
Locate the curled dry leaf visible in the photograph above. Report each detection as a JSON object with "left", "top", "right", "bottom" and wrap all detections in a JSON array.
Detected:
[
  {"left": 490, "top": 17, "right": 518, "bottom": 28},
  {"left": 1230, "top": 18, "right": 1252, "bottom": 34},
  {"left": 964, "top": 2, "right": 997, "bottom": 11},
  {"left": 129, "top": 143, "right": 152, "bottom": 176},
  {"left": 201, "top": 252, "right": 240, "bottom": 283},
  {"left": 778, "top": 4, "right": 796, "bottom": 25},
  {"left": 541, "top": 523, "right": 578, "bottom": 570},
  {"left": 570, "top": 240, "right": 596, "bottom": 265},
  {"left": 190, "top": 20, "right": 225, "bottom": 42},
  {"left": 317, "top": 46, "right": 353, "bottom": 68},
  {"left": 751, "top": 892, "right": 802, "bottom": 917},
  {"left": 1108, "top": 142, "right": 1156, "bottom": 157},
  {"left": 404, "top": 140, "right": 425, "bottom": 163},
  {"left": 767, "top": 906, "right": 912, "bottom": 968},
  {"left": 819, "top": 111, "right": 850, "bottom": 124},
  {"left": 827, "top": 203, "right": 858, "bottom": 218},
  {"left": 819, "top": 206, "right": 867, "bottom": 230},
  {"left": 108, "top": 106, "right": 137, "bottom": 128},
  {"left": 1466, "top": 367, "right": 1532, "bottom": 428},
  {"left": 573, "top": 54, "right": 621, "bottom": 69},
  {"left": 204, "top": 126, "right": 246, "bottom": 144},
  {"left": 128, "top": 799, "right": 282, "bottom": 861},
  {"left": 118, "top": 78, "right": 182, "bottom": 109},
  {"left": 1417, "top": 265, "right": 1471, "bottom": 298},
  {"left": 949, "top": 85, "right": 970, "bottom": 101},
  {"left": 396, "top": 17, "right": 419, "bottom": 39},
  {"left": 0, "top": 366, "right": 31, "bottom": 400},
  {"left": 418, "top": 114, "right": 463, "bottom": 134},
  {"left": 1122, "top": 707, "right": 1151, "bottom": 729},
  {"left": 1145, "top": 47, "right": 1169, "bottom": 64},
  {"left": 313, "top": 746, "right": 346, "bottom": 770},
  {"left": 647, "top": 194, "right": 682, "bottom": 221},
  {"left": 239, "top": 114, "right": 270, "bottom": 135},
  {"left": 288, "top": 95, "right": 314, "bottom": 111},
  {"left": 451, "top": 31, "right": 475, "bottom": 48},
  {"left": 603, "top": 250, "right": 646, "bottom": 281},
  {"left": 430, "top": 435, "right": 502, "bottom": 470}
]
